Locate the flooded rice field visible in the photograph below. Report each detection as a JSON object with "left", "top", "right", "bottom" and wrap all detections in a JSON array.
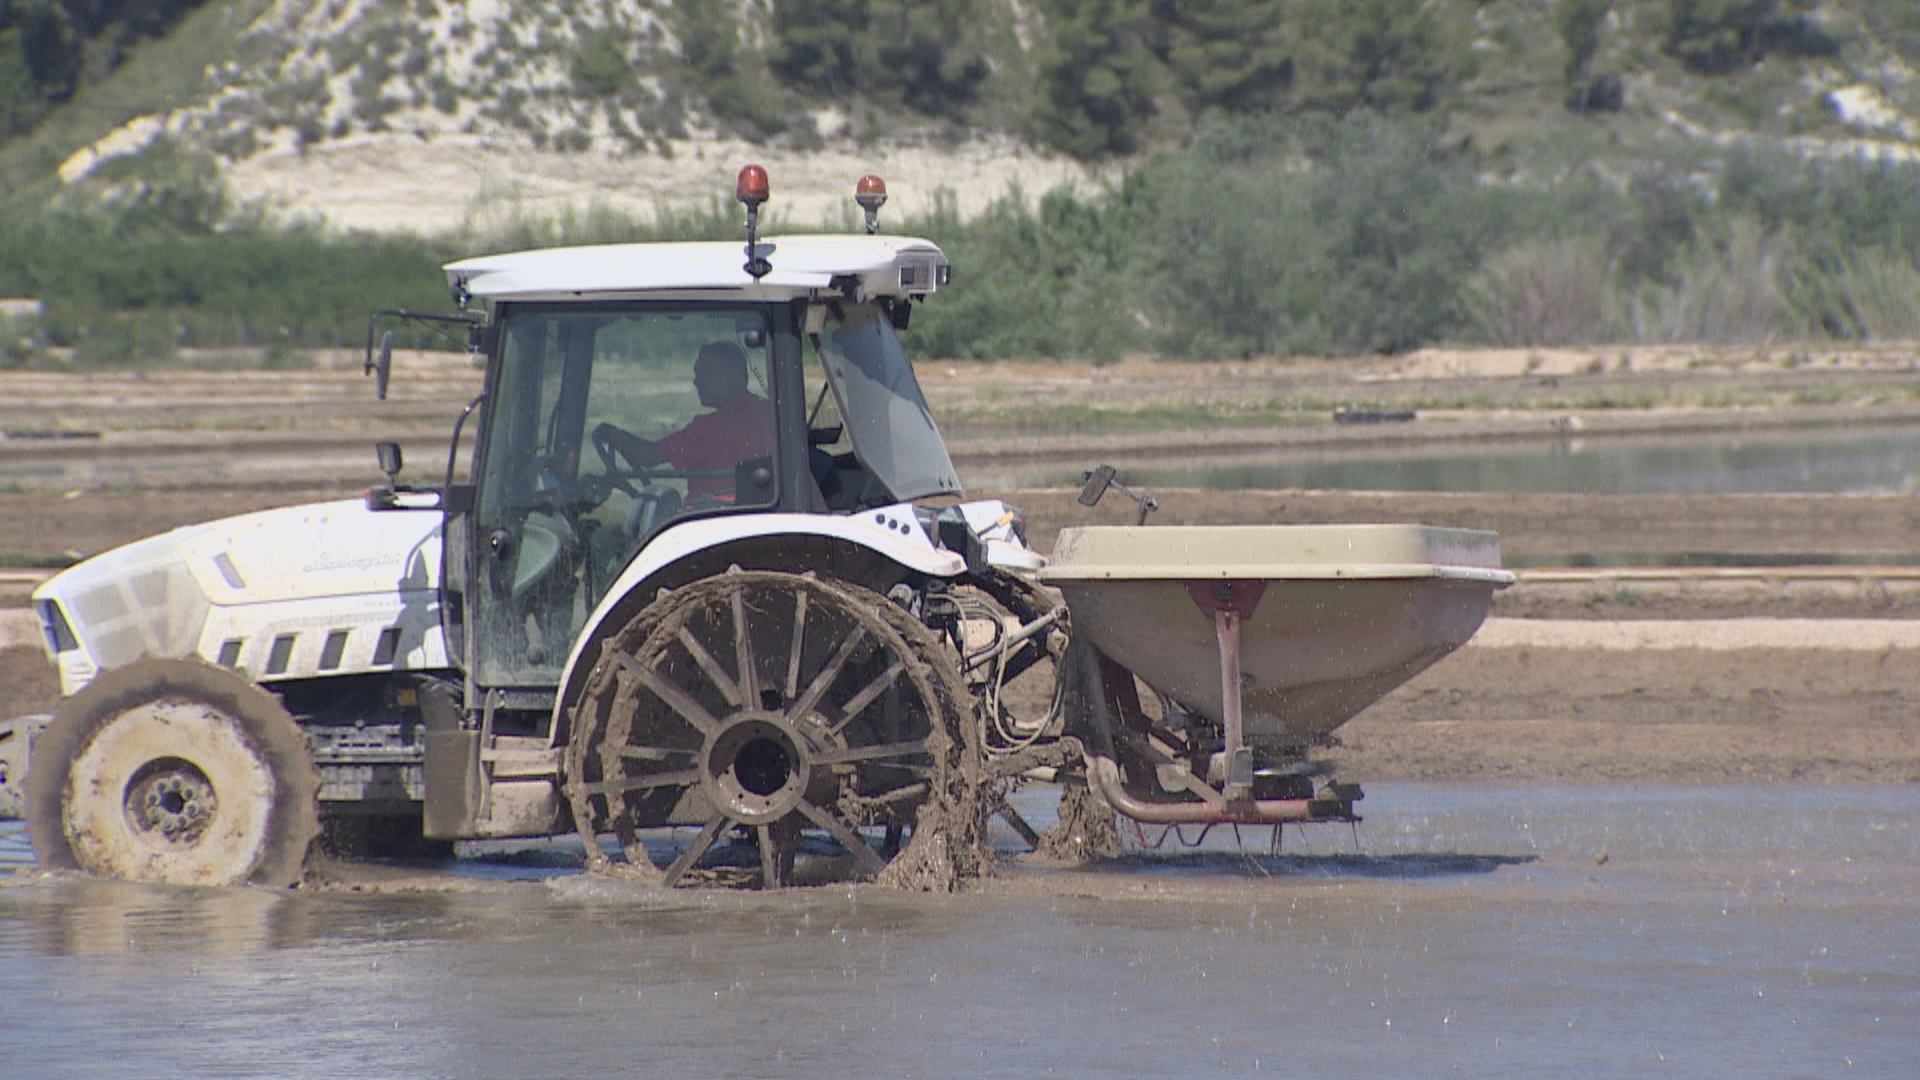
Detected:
[
  {"left": 3, "top": 783, "right": 1916, "bottom": 1078},
  {"left": 966, "top": 422, "right": 1920, "bottom": 496},
  {"left": 14, "top": 422, "right": 1920, "bottom": 499}
]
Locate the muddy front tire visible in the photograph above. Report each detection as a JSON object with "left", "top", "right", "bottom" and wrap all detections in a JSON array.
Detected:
[{"left": 26, "top": 660, "right": 320, "bottom": 887}]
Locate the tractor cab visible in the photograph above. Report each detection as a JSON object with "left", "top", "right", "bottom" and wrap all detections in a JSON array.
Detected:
[{"left": 383, "top": 170, "right": 967, "bottom": 700}]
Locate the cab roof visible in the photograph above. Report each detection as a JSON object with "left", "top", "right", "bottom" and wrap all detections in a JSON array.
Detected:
[{"left": 445, "top": 233, "right": 949, "bottom": 304}]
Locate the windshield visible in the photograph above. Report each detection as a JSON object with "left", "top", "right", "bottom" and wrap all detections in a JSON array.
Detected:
[{"left": 813, "top": 303, "right": 961, "bottom": 503}]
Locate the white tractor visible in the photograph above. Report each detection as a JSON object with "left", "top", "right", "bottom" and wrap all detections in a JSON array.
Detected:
[
  {"left": 18, "top": 168, "right": 1059, "bottom": 888},
  {"left": 13, "top": 167, "right": 1512, "bottom": 890}
]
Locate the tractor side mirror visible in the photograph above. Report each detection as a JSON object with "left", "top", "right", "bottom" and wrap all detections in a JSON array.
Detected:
[
  {"left": 372, "top": 331, "right": 394, "bottom": 400},
  {"left": 1077, "top": 463, "right": 1158, "bottom": 525},
  {"left": 376, "top": 441, "right": 403, "bottom": 484},
  {"left": 1078, "top": 464, "right": 1117, "bottom": 507}
]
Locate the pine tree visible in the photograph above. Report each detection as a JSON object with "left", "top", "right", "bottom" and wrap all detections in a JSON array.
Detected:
[
  {"left": 1031, "top": 0, "right": 1158, "bottom": 158},
  {"left": 768, "top": 0, "right": 874, "bottom": 99},
  {"left": 1286, "top": 0, "right": 1476, "bottom": 115},
  {"left": 669, "top": 2, "right": 787, "bottom": 135},
  {"left": 768, "top": 0, "right": 992, "bottom": 121},
  {"left": 868, "top": 0, "right": 992, "bottom": 120},
  {"left": 1662, "top": 0, "right": 1822, "bottom": 74},
  {"left": 1151, "top": 0, "right": 1293, "bottom": 114},
  {"left": 1555, "top": 0, "right": 1621, "bottom": 112},
  {"left": 0, "top": 0, "right": 209, "bottom": 138},
  {"left": 1555, "top": 0, "right": 1611, "bottom": 82}
]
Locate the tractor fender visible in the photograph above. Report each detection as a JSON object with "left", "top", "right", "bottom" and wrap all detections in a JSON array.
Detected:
[{"left": 550, "top": 508, "right": 965, "bottom": 738}]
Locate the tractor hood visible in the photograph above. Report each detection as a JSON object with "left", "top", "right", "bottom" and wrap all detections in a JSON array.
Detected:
[{"left": 32, "top": 498, "right": 447, "bottom": 692}]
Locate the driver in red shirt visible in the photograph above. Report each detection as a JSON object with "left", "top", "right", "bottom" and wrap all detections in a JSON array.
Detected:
[{"left": 593, "top": 341, "right": 773, "bottom": 502}]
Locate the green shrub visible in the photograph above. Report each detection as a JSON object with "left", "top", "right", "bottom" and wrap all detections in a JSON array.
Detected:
[
  {"left": 572, "top": 30, "right": 635, "bottom": 98},
  {"left": 0, "top": 312, "right": 41, "bottom": 368},
  {"left": 705, "top": 77, "right": 789, "bottom": 138},
  {"left": 1627, "top": 218, "right": 1802, "bottom": 343},
  {"left": 0, "top": 0, "right": 209, "bottom": 139},
  {"left": 1793, "top": 248, "right": 1920, "bottom": 341},
  {"left": 902, "top": 187, "right": 1141, "bottom": 361},
  {"left": 0, "top": 191, "right": 453, "bottom": 362},
  {"left": 1463, "top": 237, "right": 1620, "bottom": 346},
  {"left": 70, "top": 312, "right": 176, "bottom": 367},
  {"left": 1127, "top": 112, "right": 1510, "bottom": 356}
]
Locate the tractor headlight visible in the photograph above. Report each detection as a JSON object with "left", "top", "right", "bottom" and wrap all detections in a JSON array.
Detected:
[
  {"left": 34, "top": 598, "right": 78, "bottom": 654},
  {"left": 898, "top": 260, "right": 950, "bottom": 293}
]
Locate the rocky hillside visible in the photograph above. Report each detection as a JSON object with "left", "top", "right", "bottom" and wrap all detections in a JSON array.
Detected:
[
  {"left": 8, "top": 0, "right": 1920, "bottom": 235},
  {"left": 27, "top": 0, "right": 1109, "bottom": 232}
]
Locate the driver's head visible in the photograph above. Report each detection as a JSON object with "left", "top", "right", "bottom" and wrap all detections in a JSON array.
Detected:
[{"left": 692, "top": 341, "right": 750, "bottom": 408}]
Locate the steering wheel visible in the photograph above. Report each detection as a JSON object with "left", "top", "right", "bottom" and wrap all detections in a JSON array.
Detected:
[{"left": 591, "top": 423, "right": 655, "bottom": 497}]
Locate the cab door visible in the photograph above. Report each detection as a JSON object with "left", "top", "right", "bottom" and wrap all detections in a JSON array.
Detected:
[{"left": 463, "top": 303, "right": 783, "bottom": 688}]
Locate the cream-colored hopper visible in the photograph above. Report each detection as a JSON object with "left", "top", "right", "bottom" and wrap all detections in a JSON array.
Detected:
[{"left": 1041, "top": 524, "right": 1513, "bottom": 823}]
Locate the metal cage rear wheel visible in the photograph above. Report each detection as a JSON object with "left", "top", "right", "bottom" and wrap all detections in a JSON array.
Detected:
[{"left": 565, "top": 570, "right": 963, "bottom": 888}]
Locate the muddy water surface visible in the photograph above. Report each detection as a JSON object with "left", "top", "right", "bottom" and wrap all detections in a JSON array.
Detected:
[{"left": 3, "top": 784, "right": 1916, "bottom": 1078}]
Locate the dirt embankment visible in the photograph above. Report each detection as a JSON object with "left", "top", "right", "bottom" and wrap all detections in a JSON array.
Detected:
[{"left": 1338, "top": 619, "right": 1920, "bottom": 784}]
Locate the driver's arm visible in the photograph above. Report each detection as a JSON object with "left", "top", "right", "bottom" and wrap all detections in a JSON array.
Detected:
[{"left": 594, "top": 422, "right": 669, "bottom": 469}]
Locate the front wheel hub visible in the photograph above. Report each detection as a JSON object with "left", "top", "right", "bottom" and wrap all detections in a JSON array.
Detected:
[{"left": 127, "top": 758, "right": 217, "bottom": 843}]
